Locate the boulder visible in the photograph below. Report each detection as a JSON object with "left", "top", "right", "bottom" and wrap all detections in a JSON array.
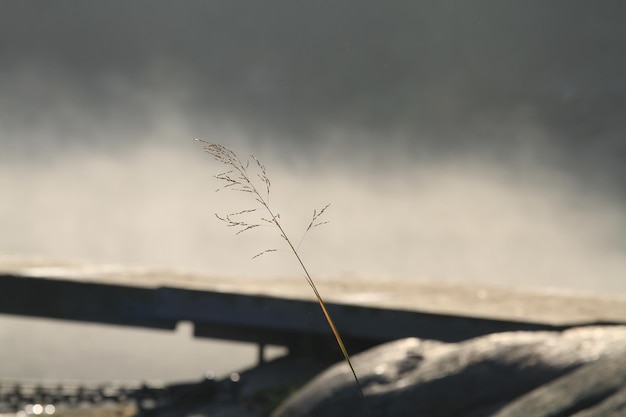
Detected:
[
  {"left": 271, "top": 326, "right": 626, "bottom": 417},
  {"left": 491, "top": 349, "right": 626, "bottom": 417}
]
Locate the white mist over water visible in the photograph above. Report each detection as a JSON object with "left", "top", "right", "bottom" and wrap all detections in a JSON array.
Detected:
[{"left": 2, "top": 130, "right": 624, "bottom": 295}]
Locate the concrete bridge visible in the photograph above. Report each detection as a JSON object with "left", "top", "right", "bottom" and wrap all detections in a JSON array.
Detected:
[{"left": 1, "top": 254, "right": 625, "bottom": 362}]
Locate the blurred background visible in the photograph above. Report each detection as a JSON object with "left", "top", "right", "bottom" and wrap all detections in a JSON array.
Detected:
[{"left": 1, "top": 1, "right": 625, "bottom": 382}]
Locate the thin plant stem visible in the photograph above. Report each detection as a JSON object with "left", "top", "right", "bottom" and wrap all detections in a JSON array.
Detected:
[{"left": 195, "top": 139, "right": 371, "bottom": 415}]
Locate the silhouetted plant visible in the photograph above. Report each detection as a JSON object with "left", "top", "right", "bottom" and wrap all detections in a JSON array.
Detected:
[{"left": 195, "top": 139, "right": 369, "bottom": 414}]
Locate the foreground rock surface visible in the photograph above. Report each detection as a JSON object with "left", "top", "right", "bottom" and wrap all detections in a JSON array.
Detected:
[
  {"left": 272, "top": 326, "right": 626, "bottom": 417},
  {"left": 491, "top": 350, "right": 626, "bottom": 417}
]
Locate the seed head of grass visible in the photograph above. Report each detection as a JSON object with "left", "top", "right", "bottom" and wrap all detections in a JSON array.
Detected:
[{"left": 195, "top": 139, "right": 371, "bottom": 416}]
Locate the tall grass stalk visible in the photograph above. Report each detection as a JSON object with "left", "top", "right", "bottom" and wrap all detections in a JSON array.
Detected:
[{"left": 195, "top": 139, "right": 369, "bottom": 414}]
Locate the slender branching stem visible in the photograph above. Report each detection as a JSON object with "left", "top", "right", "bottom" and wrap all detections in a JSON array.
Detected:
[{"left": 195, "top": 139, "right": 370, "bottom": 415}]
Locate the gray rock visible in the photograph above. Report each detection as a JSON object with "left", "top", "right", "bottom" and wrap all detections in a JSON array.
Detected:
[
  {"left": 491, "top": 350, "right": 626, "bottom": 417},
  {"left": 271, "top": 326, "right": 626, "bottom": 417},
  {"left": 573, "top": 387, "right": 626, "bottom": 417}
]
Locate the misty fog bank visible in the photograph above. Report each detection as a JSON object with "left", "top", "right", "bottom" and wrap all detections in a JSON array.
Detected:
[
  {"left": 2, "top": 139, "right": 625, "bottom": 296},
  {"left": 1, "top": 2, "right": 625, "bottom": 295}
]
